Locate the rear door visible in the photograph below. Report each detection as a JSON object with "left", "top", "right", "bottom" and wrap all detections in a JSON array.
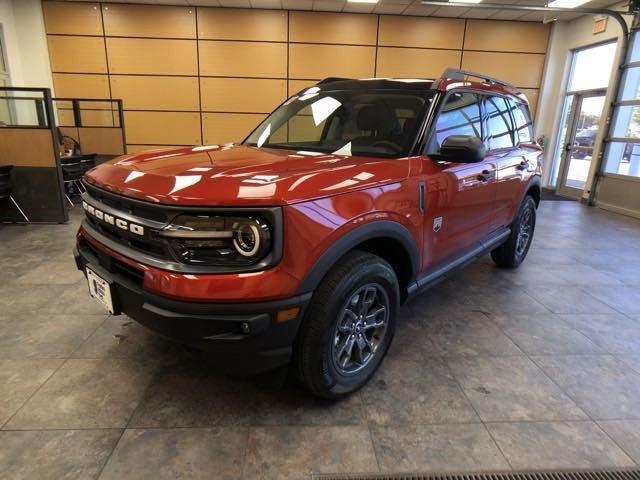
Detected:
[{"left": 421, "top": 90, "right": 498, "bottom": 270}]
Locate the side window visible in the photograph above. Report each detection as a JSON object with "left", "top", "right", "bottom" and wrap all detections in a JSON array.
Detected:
[
  {"left": 483, "top": 96, "right": 515, "bottom": 150},
  {"left": 509, "top": 99, "right": 533, "bottom": 144},
  {"left": 428, "top": 91, "right": 481, "bottom": 153}
]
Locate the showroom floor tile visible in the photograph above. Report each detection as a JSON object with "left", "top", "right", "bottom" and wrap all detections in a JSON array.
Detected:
[
  {"left": 6, "top": 358, "right": 159, "bottom": 429},
  {"left": 558, "top": 314, "right": 640, "bottom": 354},
  {"left": 488, "top": 314, "right": 604, "bottom": 355},
  {"left": 532, "top": 355, "right": 640, "bottom": 420},
  {"left": 0, "top": 429, "right": 122, "bottom": 479},
  {"left": 597, "top": 420, "right": 640, "bottom": 463},
  {"left": 1, "top": 200, "right": 639, "bottom": 478},
  {"left": 244, "top": 426, "right": 378, "bottom": 480},
  {"left": 447, "top": 355, "right": 587, "bottom": 422},
  {"left": 486, "top": 421, "right": 636, "bottom": 469},
  {"left": 370, "top": 424, "right": 510, "bottom": 472},
  {"left": 98, "top": 428, "right": 247, "bottom": 480}
]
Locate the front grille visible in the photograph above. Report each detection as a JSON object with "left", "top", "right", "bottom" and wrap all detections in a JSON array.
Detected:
[
  {"left": 79, "top": 236, "right": 145, "bottom": 286},
  {"left": 85, "top": 217, "right": 167, "bottom": 258},
  {"left": 82, "top": 183, "right": 174, "bottom": 261},
  {"left": 84, "top": 182, "right": 168, "bottom": 223},
  {"left": 112, "top": 259, "right": 145, "bottom": 284}
]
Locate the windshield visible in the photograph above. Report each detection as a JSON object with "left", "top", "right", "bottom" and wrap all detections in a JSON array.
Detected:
[{"left": 243, "top": 88, "right": 433, "bottom": 158}]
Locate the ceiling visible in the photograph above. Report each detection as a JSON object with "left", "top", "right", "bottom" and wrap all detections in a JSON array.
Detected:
[{"left": 61, "top": 0, "right": 627, "bottom": 22}]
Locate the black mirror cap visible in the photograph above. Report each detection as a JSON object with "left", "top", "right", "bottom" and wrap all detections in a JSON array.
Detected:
[{"left": 440, "top": 135, "right": 486, "bottom": 163}]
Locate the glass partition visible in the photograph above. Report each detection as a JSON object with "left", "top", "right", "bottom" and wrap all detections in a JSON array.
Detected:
[
  {"left": 0, "top": 88, "right": 51, "bottom": 128},
  {"left": 53, "top": 98, "right": 122, "bottom": 128}
]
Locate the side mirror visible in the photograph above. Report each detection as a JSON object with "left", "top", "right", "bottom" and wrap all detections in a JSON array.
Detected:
[{"left": 440, "top": 135, "right": 486, "bottom": 163}]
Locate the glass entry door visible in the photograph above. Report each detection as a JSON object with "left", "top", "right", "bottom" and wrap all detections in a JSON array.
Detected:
[{"left": 556, "top": 93, "right": 607, "bottom": 199}]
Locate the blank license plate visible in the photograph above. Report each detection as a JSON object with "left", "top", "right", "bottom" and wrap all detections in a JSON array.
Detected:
[{"left": 86, "top": 267, "right": 114, "bottom": 314}]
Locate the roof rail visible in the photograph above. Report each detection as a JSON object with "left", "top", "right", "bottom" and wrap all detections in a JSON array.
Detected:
[
  {"left": 437, "top": 68, "right": 517, "bottom": 90},
  {"left": 316, "top": 77, "right": 352, "bottom": 85}
]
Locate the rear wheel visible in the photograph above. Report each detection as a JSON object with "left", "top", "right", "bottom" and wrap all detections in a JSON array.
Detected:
[
  {"left": 491, "top": 195, "right": 537, "bottom": 269},
  {"left": 294, "top": 251, "right": 399, "bottom": 399}
]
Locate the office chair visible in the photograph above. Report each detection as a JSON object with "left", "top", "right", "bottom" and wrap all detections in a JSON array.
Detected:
[
  {"left": 0, "top": 165, "right": 30, "bottom": 222},
  {"left": 56, "top": 128, "right": 97, "bottom": 202},
  {"left": 60, "top": 156, "right": 85, "bottom": 206},
  {"left": 58, "top": 128, "right": 81, "bottom": 157}
]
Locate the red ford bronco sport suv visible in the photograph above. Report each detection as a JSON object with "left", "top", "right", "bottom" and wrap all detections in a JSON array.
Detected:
[{"left": 74, "top": 69, "right": 542, "bottom": 399}]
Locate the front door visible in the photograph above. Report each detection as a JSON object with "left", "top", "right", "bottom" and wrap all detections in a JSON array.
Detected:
[
  {"left": 556, "top": 93, "right": 607, "bottom": 199},
  {"left": 421, "top": 90, "right": 497, "bottom": 271},
  {"left": 422, "top": 159, "right": 497, "bottom": 270}
]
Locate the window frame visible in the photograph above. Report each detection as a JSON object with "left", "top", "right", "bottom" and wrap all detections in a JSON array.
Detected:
[
  {"left": 424, "top": 88, "right": 484, "bottom": 155},
  {"left": 423, "top": 88, "right": 533, "bottom": 157}
]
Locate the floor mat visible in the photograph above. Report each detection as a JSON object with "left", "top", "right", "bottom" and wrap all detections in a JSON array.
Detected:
[{"left": 541, "top": 188, "right": 577, "bottom": 201}]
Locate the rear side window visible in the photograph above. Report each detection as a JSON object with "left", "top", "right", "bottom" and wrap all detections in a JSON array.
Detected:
[
  {"left": 428, "top": 91, "right": 481, "bottom": 153},
  {"left": 509, "top": 99, "right": 533, "bottom": 144},
  {"left": 483, "top": 96, "right": 515, "bottom": 150}
]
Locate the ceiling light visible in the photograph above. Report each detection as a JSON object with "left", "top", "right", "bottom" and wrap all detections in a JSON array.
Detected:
[
  {"left": 347, "top": 0, "right": 379, "bottom": 3},
  {"left": 547, "top": 0, "right": 589, "bottom": 7}
]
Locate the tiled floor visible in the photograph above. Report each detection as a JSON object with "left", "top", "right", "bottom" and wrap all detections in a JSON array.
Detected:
[{"left": 1, "top": 201, "right": 640, "bottom": 479}]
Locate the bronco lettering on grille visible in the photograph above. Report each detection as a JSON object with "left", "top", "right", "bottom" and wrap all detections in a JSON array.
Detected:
[{"left": 82, "top": 201, "right": 145, "bottom": 236}]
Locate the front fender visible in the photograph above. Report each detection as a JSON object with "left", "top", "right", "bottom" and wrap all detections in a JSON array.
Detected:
[{"left": 296, "top": 219, "right": 420, "bottom": 294}]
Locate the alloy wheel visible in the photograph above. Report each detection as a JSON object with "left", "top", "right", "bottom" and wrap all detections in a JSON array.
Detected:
[
  {"left": 331, "top": 283, "right": 389, "bottom": 375},
  {"left": 516, "top": 206, "right": 533, "bottom": 257}
]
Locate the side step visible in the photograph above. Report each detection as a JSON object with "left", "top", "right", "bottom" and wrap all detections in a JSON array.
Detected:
[{"left": 407, "top": 226, "right": 511, "bottom": 298}]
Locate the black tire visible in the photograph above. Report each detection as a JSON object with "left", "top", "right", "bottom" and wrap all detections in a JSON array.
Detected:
[
  {"left": 491, "top": 195, "right": 537, "bottom": 269},
  {"left": 294, "top": 250, "right": 399, "bottom": 399}
]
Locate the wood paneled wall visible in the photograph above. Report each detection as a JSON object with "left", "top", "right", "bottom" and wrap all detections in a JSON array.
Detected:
[{"left": 43, "top": 1, "right": 549, "bottom": 151}]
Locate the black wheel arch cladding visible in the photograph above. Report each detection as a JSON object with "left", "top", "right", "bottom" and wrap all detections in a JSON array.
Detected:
[{"left": 296, "top": 220, "right": 419, "bottom": 295}]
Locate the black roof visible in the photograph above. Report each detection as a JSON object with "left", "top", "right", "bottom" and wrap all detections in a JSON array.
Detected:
[
  {"left": 310, "top": 69, "right": 521, "bottom": 97},
  {"left": 311, "top": 78, "right": 435, "bottom": 92}
]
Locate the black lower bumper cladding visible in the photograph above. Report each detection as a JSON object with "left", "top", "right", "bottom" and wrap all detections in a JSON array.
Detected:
[{"left": 74, "top": 240, "right": 311, "bottom": 375}]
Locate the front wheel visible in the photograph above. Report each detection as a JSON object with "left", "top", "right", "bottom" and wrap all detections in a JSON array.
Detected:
[
  {"left": 491, "top": 195, "right": 537, "bottom": 269},
  {"left": 294, "top": 251, "right": 399, "bottom": 399}
]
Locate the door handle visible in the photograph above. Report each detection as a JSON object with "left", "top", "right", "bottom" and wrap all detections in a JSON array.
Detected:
[{"left": 565, "top": 142, "right": 572, "bottom": 152}]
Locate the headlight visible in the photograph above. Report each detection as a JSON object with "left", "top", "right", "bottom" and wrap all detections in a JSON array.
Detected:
[{"left": 157, "top": 214, "right": 272, "bottom": 267}]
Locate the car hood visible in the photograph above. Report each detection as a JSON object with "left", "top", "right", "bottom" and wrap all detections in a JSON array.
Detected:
[{"left": 84, "top": 144, "right": 410, "bottom": 206}]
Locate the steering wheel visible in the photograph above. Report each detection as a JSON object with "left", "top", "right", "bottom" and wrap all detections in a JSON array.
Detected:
[{"left": 371, "top": 140, "right": 402, "bottom": 154}]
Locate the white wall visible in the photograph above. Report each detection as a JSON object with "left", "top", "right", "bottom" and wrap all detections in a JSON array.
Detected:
[
  {"left": 0, "top": 0, "right": 52, "bottom": 89},
  {"left": 536, "top": 5, "right": 630, "bottom": 198}
]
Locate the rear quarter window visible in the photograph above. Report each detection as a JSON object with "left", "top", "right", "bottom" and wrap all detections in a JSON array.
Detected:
[
  {"left": 509, "top": 99, "right": 534, "bottom": 144},
  {"left": 483, "top": 96, "right": 515, "bottom": 150}
]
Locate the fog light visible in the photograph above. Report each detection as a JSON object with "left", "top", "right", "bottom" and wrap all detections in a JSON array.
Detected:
[{"left": 240, "top": 322, "right": 250, "bottom": 334}]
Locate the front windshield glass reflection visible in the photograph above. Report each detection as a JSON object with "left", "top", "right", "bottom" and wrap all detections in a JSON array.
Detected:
[{"left": 244, "top": 88, "right": 433, "bottom": 158}]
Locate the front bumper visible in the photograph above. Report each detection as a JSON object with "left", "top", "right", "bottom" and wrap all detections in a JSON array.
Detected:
[{"left": 74, "top": 238, "right": 311, "bottom": 375}]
